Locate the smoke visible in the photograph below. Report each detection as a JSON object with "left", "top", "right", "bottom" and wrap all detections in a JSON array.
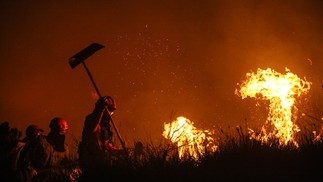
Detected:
[{"left": 0, "top": 0, "right": 323, "bottom": 147}]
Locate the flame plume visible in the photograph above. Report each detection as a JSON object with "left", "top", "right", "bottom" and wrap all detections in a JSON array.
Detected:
[
  {"left": 163, "top": 116, "right": 218, "bottom": 160},
  {"left": 236, "top": 68, "right": 311, "bottom": 147}
]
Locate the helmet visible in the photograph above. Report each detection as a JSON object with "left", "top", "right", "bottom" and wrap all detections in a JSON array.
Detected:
[
  {"left": 25, "top": 125, "right": 44, "bottom": 138},
  {"left": 96, "top": 96, "right": 117, "bottom": 112},
  {"left": 104, "top": 96, "right": 117, "bottom": 111},
  {"left": 49, "top": 117, "right": 69, "bottom": 135}
]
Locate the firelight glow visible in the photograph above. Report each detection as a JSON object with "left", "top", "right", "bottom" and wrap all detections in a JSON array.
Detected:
[
  {"left": 162, "top": 116, "right": 218, "bottom": 160},
  {"left": 236, "top": 67, "right": 311, "bottom": 147}
]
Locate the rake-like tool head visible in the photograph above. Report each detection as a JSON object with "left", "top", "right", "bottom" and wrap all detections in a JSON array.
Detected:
[{"left": 69, "top": 43, "right": 105, "bottom": 69}]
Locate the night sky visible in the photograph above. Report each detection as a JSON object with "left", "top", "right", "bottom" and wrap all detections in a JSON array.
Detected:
[{"left": 1, "top": 0, "right": 323, "bottom": 148}]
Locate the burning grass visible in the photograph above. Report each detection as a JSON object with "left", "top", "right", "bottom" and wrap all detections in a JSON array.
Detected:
[
  {"left": 53, "top": 67, "right": 323, "bottom": 181},
  {"left": 66, "top": 124, "right": 323, "bottom": 182}
]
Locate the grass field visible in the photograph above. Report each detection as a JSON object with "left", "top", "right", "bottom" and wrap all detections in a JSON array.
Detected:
[{"left": 70, "top": 125, "right": 323, "bottom": 182}]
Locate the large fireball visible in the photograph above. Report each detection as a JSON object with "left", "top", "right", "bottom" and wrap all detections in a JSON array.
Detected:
[{"left": 236, "top": 68, "right": 311, "bottom": 147}]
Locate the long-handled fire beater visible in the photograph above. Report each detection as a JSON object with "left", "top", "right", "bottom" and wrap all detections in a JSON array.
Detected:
[{"left": 68, "top": 43, "right": 128, "bottom": 155}]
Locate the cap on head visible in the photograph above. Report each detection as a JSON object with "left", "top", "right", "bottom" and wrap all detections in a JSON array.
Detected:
[
  {"left": 25, "top": 125, "right": 44, "bottom": 138},
  {"left": 49, "top": 117, "right": 69, "bottom": 135}
]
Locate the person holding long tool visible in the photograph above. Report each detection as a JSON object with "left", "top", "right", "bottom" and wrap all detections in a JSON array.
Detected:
[
  {"left": 68, "top": 43, "right": 127, "bottom": 150},
  {"left": 69, "top": 43, "right": 130, "bottom": 180},
  {"left": 78, "top": 96, "right": 124, "bottom": 181}
]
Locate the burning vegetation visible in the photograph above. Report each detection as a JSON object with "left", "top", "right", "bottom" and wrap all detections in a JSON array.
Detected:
[
  {"left": 162, "top": 68, "right": 319, "bottom": 159},
  {"left": 73, "top": 67, "right": 321, "bottom": 181},
  {"left": 235, "top": 67, "right": 311, "bottom": 147},
  {"left": 3, "top": 67, "right": 323, "bottom": 182},
  {"left": 162, "top": 116, "right": 218, "bottom": 161}
]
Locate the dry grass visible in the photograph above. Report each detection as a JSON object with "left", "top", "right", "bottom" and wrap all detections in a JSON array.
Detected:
[{"left": 69, "top": 125, "right": 323, "bottom": 182}]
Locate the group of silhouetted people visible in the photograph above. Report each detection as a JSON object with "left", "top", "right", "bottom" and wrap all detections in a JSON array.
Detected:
[
  {"left": 0, "top": 96, "right": 124, "bottom": 182},
  {"left": 0, "top": 117, "right": 71, "bottom": 182}
]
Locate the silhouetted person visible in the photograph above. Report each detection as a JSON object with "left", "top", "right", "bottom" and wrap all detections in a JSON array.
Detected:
[
  {"left": 30, "top": 117, "right": 71, "bottom": 182},
  {"left": 0, "top": 121, "right": 11, "bottom": 180},
  {"left": 0, "top": 121, "right": 24, "bottom": 182},
  {"left": 78, "top": 96, "right": 122, "bottom": 181},
  {"left": 13, "top": 125, "right": 44, "bottom": 182}
]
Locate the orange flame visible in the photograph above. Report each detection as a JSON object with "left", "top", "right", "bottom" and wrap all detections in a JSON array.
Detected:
[
  {"left": 236, "top": 68, "right": 311, "bottom": 147},
  {"left": 162, "top": 116, "right": 218, "bottom": 160}
]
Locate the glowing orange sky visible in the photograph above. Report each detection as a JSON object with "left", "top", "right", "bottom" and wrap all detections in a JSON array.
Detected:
[{"left": 1, "top": 0, "right": 323, "bottom": 148}]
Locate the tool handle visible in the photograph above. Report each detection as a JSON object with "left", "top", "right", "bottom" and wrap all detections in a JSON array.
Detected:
[
  {"left": 82, "top": 62, "right": 102, "bottom": 98},
  {"left": 82, "top": 61, "right": 127, "bottom": 151},
  {"left": 104, "top": 106, "right": 127, "bottom": 150}
]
